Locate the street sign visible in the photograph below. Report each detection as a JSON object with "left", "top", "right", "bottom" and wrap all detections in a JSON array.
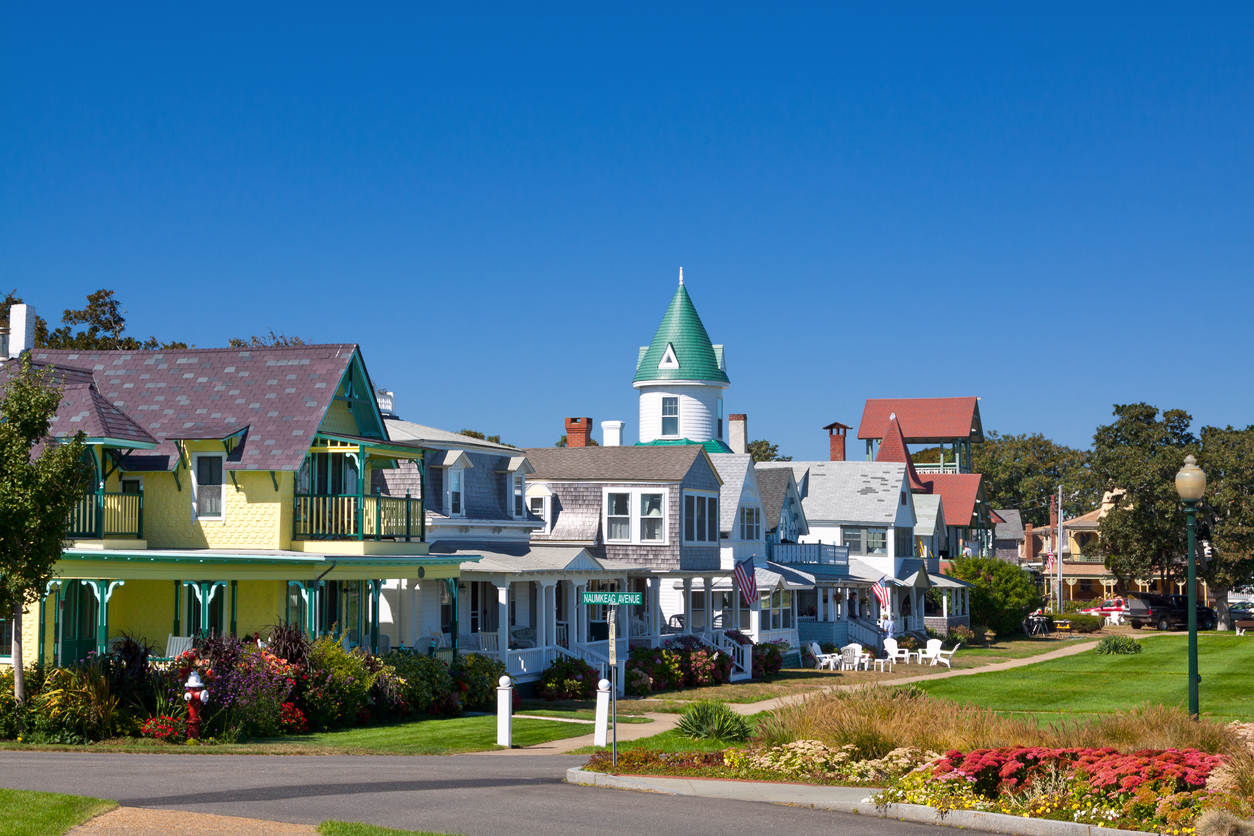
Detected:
[{"left": 581, "top": 591, "right": 642, "bottom": 606}]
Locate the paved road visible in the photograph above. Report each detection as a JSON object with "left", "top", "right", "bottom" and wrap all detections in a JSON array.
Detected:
[{"left": 0, "top": 752, "right": 956, "bottom": 836}]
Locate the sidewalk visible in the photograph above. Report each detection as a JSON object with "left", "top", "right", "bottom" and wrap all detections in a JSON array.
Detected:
[
  {"left": 482, "top": 711, "right": 681, "bottom": 755},
  {"left": 70, "top": 808, "right": 315, "bottom": 836}
]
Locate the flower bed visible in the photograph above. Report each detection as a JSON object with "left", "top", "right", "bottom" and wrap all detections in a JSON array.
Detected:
[
  {"left": 875, "top": 746, "right": 1236, "bottom": 834},
  {"left": 625, "top": 636, "right": 733, "bottom": 696}
]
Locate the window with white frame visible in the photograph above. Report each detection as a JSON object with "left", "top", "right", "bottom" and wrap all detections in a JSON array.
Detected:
[
  {"left": 640, "top": 493, "right": 664, "bottom": 541},
  {"left": 842, "top": 526, "right": 888, "bottom": 555},
  {"left": 607, "top": 492, "right": 631, "bottom": 541},
  {"left": 759, "top": 587, "right": 793, "bottom": 630},
  {"left": 684, "top": 492, "right": 719, "bottom": 543},
  {"left": 513, "top": 474, "right": 525, "bottom": 518},
  {"left": 601, "top": 488, "right": 668, "bottom": 545},
  {"left": 739, "top": 506, "right": 761, "bottom": 541},
  {"left": 661, "top": 397, "right": 679, "bottom": 437},
  {"left": 448, "top": 466, "right": 464, "bottom": 516},
  {"left": 193, "top": 454, "right": 225, "bottom": 520},
  {"left": 529, "top": 495, "right": 547, "bottom": 529}
]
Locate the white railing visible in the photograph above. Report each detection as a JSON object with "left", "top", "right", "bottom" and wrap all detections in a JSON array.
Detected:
[
  {"left": 756, "top": 628, "right": 795, "bottom": 646},
  {"left": 572, "top": 641, "right": 626, "bottom": 695},
  {"left": 772, "top": 542, "right": 850, "bottom": 568},
  {"left": 504, "top": 645, "right": 557, "bottom": 677},
  {"left": 847, "top": 618, "right": 882, "bottom": 653},
  {"left": 907, "top": 615, "right": 925, "bottom": 633},
  {"left": 713, "top": 632, "right": 752, "bottom": 679},
  {"left": 914, "top": 463, "right": 962, "bottom": 474}
]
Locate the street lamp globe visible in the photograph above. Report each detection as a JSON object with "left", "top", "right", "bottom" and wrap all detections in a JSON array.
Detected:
[{"left": 1175, "top": 455, "right": 1207, "bottom": 502}]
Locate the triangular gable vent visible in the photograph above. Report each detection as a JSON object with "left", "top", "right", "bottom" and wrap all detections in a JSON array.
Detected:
[{"left": 658, "top": 343, "right": 679, "bottom": 370}]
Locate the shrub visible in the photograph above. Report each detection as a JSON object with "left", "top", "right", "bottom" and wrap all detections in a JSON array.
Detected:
[
  {"left": 279, "top": 702, "right": 308, "bottom": 734},
  {"left": 384, "top": 652, "right": 455, "bottom": 715},
  {"left": 753, "top": 641, "right": 786, "bottom": 677},
  {"left": 32, "top": 659, "right": 120, "bottom": 743},
  {"left": 362, "top": 655, "right": 408, "bottom": 721},
  {"left": 1067, "top": 614, "right": 1103, "bottom": 633},
  {"left": 726, "top": 740, "right": 937, "bottom": 784},
  {"left": 1095, "top": 635, "right": 1142, "bottom": 655},
  {"left": 626, "top": 646, "right": 685, "bottom": 694},
  {"left": 220, "top": 645, "right": 297, "bottom": 737},
  {"left": 451, "top": 653, "right": 504, "bottom": 712},
  {"left": 676, "top": 701, "right": 751, "bottom": 743},
  {"left": 538, "top": 656, "right": 597, "bottom": 701},
  {"left": 140, "top": 715, "right": 185, "bottom": 743},
  {"left": 267, "top": 622, "right": 313, "bottom": 667},
  {"left": 296, "top": 637, "right": 376, "bottom": 730},
  {"left": 947, "top": 557, "right": 1043, "bottom": 635},
  {"left": 948, "top": 624, "right": 976, "bottom": 645}
]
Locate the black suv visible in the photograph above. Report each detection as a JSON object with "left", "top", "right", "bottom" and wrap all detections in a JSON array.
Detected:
[{"left": 1128, "top": 593, "right": 1216, "bottom": 631}]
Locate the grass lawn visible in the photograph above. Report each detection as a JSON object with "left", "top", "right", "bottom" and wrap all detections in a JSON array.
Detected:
[
  {"left": 0, "top": 715, "right": 589, "bottom": 756},
  {"left": 0, "top": 789, "right": 115, "bottom": 836},
  {"left": 319, "top": 824, "right": 461, "bottom": 836},
  {"left": 917, "top": 633, "right": 1254, "bottom": 721}
]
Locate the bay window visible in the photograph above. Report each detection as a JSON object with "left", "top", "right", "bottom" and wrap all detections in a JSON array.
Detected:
[{"left": 684, "top": 492, "right": 719, "bottom": 543}]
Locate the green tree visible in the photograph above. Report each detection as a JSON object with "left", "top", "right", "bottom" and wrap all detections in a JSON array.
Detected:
[
  {"left": 915, "top": 431, "right": 1099, "bottom": 525},
  {"left": 459, "top": 429, "right": 515, "bottom": 448},
  {"left": 1197, "top": 425, "right": 1254, "bottom": 629},
  {"left": 946, "top": 556, "right": 1042, "bottom": 635},
  {"left": 228, "top": 330, "right": 308, "bottom": 348},
  {"left": 1090, "top": 403, "right": 1196, "bottom": 590},
  {"left": 747, "top": 439, "right": 791, "bottom": 463},
  {"left": 0, "top": 291, "right": 50, "bottom": 346},
  {"left": 43, "top": 289, "right": 187, "bottom": 350},
  {"left": 0, "top": 358, "right": 91, "bottom": 704}
]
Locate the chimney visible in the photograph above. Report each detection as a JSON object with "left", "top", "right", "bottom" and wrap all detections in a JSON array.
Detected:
[
  {"left": 565, "top": 417, "right": 592, "bottom": 448},
  {"left": 601, "top": 420, "right": 624, "bottom": 447},
  {"left": 8, "top": 304, "right": 34, "bottom": 359},
  {"left": 1023, "top": 523, "right": 1034, "bottom": 561},
  {"left": 729, "top": 414, "right": 747, "bottom": 455},
  {"left": 375, "top": 389, "right": 396, "bottom": 418},
  {"left": 825, "top": 421, "right": 849, "bottom": 462}
]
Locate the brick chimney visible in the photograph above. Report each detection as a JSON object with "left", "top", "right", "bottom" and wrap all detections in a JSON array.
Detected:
[
  {"left": 565, "top": 417, "right": 592, "bottom": 448},
  {"left": 824, "top": 421, "right": 850, "bottom": 462},
  {"left": 1023, "top": 523, "right": 1034, "bottom": 561},
  {"left": 728, "top": 414, "right": 747, "bottom": 455}
]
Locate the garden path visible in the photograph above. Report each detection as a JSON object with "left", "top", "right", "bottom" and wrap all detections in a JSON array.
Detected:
[
  {"left": 725, "top": 639, "right": 1101, "bottom": 716},
  {"left": 486, "top": 711, "right": 682, "bottom": 755}
]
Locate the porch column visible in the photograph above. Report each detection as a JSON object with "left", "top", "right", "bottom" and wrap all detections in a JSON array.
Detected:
[
  {"left": 565, "top": 581, "right": 577, "bottom": 646},
  {"left": 942, "top": 589, "right": 949, "bottom": 618},
  {"left": 732, "top": 572, "right": 741, "bottom": 634},
  {"left": 230, "top": 581, "right": 238, "bottom": 637},
  {"left": 682, "top": 578, "right": 693, "bottom": 634},
  {"left": 647, "top": 576, "right": 660, "bottom": 638},
  {"left": 83, "top": 580, "right": 125, "bottom": 656},
  {"left": 537, "top": 582, "right": 553, "bottom": 648},
  {"left": 575, "top": 583, "right": 586, "bottom": 645},
  {"left": 448, "top": 579, "right": 460, "bottom": 654},
  {"left": 749, "top": 590, "right": 761, "bottom": 640},
  {"left": 702, "top": 576, "right": 713, "bottom": 634},
  {"left": 495, "top": 581, "right": 510, "bottom": 659},
  {"left": 369, "top": 579, "right": 382, "bottom": 654}
]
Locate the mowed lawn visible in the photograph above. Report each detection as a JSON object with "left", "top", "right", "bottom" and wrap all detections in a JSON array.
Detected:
[{"left": 917, "top": 633, "right": 1254, "bottom": 721}]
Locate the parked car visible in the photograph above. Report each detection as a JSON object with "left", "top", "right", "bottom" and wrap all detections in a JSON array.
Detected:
[
  {"left": 1081, "top": 598, "right": 1128, "bottom": 618},
  {"left": 1128, "top": 593, "right": 1216, "bottom": 631}
]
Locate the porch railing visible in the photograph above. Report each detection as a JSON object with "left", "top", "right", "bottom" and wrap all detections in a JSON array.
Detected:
[
  {"left": 915, "top": 463, "right": 962, "bottom": 474},
  {"left": 293, "top": 490, "right": 423, "bottom": 541},
  {"left": 847, "top": 618, "right": 883, "bottom": 654},
  {"left": 770, "top": 542, "right": 849, "bottom": 568},
  {"left": 66, "top": 491, "right": 143, "bottom": 539}
]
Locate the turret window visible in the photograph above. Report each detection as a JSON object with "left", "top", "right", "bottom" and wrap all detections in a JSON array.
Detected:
[{"left": 661, "top": 397, "right": 679, "bottom": 437}]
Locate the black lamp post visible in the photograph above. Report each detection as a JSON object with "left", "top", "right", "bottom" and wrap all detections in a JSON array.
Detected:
[{"left": 1174, "top": 454, "right": 1206, "bottom": 719}]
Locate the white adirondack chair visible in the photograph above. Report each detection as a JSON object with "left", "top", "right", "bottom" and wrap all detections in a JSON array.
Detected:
[
  {"left": 807, "top": 641, "right": 838, "bottom": 671},
  {"left": 922, "top": 639, "right": 961, "bottom": 668},
  {"left": 839, "top": 643, "right": 866, "bottom": 671},
  {"left": 918, "top": 638, "right": 943, "bottom": 665},
  {"left": 883, "top": 637, "right": 914, "bottom": 665},
  {"left": 164, "top": 634, "right": 193, "bottom": 659},
  {"left": 427, "top": 628, "right": 447, "bottom": 648},
  {"left": 480, "top": 633, "right": 500, "bottom": 654}
]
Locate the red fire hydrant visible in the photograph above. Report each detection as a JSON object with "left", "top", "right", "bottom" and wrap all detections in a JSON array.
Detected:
[{"left": 184, "top": 671, "right": 210, "bottom": 740}]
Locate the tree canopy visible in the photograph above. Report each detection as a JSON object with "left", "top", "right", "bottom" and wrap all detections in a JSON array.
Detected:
[
  {"left": 228, "top": 331, "right": 308, "bottom": 348},
  {"left": 4, "top": 288, "right": 186, "bottom": 350},
  {"left": 747, "top": 439, "right": 791, "bottom": 463},
  {"left": 946, "top": 556, "right": 1042, "bottom": 635},
  {"left": 459, "top": 429, "right": 515, "bottom": 448},
  {"left": 0, "top": 358, "right": 92, "bottom": 701},
  {"left": 1197, "top": 424, "right": 1254, "bottom": 627},
  {"left": 1090, "top": 403, "right": 1196, "bottom": 588}
]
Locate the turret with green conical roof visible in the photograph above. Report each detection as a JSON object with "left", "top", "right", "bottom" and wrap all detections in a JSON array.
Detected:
[{"left": 633, "top": 269, "right": 732, "bottom": 453}]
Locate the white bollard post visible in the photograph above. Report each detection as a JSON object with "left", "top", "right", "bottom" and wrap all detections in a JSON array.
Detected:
[
  {"left": 593, "top": 678, "right": 611, "bottom": 747},
  {"left": 496, "top": 675, "right": 513, "bottom": 748}
]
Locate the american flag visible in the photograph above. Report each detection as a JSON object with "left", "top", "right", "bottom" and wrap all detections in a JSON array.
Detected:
[
  {"left": 1045, "top": 554, "right": 1056, "bottom": 574},
  {"left": 733, "top": 557, "right": 757, "bottom": 606},
  {"left": 871, "top": 580, "right": 892, "bottom": 611}
]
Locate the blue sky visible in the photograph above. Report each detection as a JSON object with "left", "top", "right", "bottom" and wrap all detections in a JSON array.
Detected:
[{"left": 3, "top": 4, "right": 1252, "bottom": 457}]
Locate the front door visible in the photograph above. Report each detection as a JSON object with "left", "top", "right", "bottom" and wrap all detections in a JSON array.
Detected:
[{"left": 60, "top": 582, "right": 98, "bottom": 664}]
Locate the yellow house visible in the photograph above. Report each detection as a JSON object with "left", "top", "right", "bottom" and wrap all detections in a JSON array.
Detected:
[{"left": 3, "top": 343, "right": 468, "bottom": 668}]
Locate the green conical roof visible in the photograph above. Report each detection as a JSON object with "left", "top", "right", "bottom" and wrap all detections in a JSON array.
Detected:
[{"left": 633, "top": 283, "right": 730, "bottom": 384}]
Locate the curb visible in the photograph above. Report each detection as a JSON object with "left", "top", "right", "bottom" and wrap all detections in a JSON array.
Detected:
[{"left": 565, "top": 769, "right": 1152, "bottom": 836}]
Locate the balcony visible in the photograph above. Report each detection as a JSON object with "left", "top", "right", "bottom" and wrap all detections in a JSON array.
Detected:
[
  {"left": 914, "top": 463, "right": 963, "bottom": 474},
  {"left": 770, "top": 542, "right": 849, "bottom": 569},
  {"left": 293, "top": 491, "right": 424, "bottom": 541},
  {"left": 67, "top": 491, "right": 143, "bottom": 539}
]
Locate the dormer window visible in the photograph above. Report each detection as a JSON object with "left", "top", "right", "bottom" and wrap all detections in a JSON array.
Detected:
[
  {"left": 739, "top": 506, "right": 760, "bottom": 541},
  {"left": 193, "top": 453, "right": 225, "bottom": 521},
  {"left": 661, "top": 397, "right": 679, "bottom": 437},
  {"left": 449, "top": 466, "right": 464, "bottom": 516},
  {"left": 513, "top": 474, "right": 525, "bottom": 518}
]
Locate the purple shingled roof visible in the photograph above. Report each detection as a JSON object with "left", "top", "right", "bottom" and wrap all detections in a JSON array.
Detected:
[
  {"left": 0, "top": 360, "right": 156, "bottom": 447},
  {"left": 30, "top": 345, "right": 362, "bottom": 472}
]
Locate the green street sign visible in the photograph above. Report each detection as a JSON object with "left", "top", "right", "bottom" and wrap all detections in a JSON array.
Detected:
[{"left": 581, "top": 591, "right": 643, "bottom": 606}]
